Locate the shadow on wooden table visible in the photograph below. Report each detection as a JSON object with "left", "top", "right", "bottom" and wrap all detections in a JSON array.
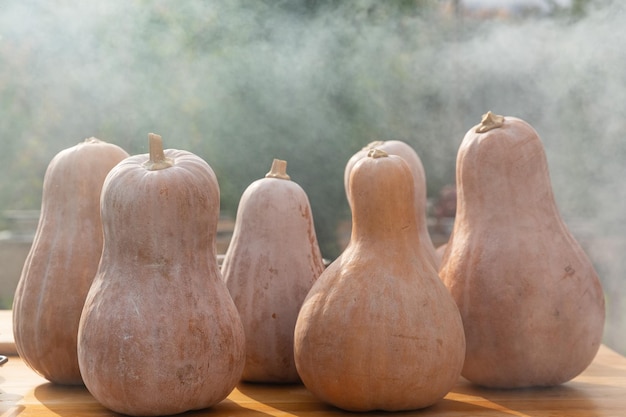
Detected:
[
  {"left": 236, "top": 381, "right": 337, "bottom": 414},
  {"left": 236, "top": 381, "right": 506, "bottom": 416},
  {"left": 0, "top": 377, "right": 25, "bottom": 417},
  {"left": 32, "top": 382, "right": 274, "bottom": 417},
  {"left": 450, "top": 380, "right": 602, "bottom": 416},
  {"left": 28, "top": 377, "right": 606, "bottom": 416},
  {"left": 34, "top": 383, "right": 117, "bottom": 416}
]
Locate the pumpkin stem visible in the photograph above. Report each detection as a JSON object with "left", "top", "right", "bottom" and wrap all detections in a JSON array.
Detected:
[
  {"left": 144, "top": 133, "right": 174, "bottom": 171},
  {"left": 367, "top": 148, "right": 388, "bottom": 159},
  {"left": 83, "top": 137, "right": 102, "bottom": 145},
  {"left": 476, "top": 111, "right": 505, "bottom": 133},
  {"left": 265, "top": 159, "right": 291, "bottom": 180}
]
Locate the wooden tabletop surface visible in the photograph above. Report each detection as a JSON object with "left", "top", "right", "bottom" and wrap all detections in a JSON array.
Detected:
[{"left": 2, "top": 308, "right": 626, "bottom": 416}]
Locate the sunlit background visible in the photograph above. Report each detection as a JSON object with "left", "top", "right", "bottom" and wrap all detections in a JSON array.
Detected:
[{"left": 1, "top": 0, "right": 625, "bottom": 352}]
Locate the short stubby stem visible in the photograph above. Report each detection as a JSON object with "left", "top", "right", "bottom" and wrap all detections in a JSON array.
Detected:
[
  {"left": 265, "top": 159, "right": 291, "bottom": 180},
  {"left": 476, "top": 111, "right": 504, "bottom": 133}
]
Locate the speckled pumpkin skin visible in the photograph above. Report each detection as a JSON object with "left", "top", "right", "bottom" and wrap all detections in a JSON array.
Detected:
[
  {"left": 77, "top": 145, "right": 245, "bottom": 416},
  {"left": 13, "top": 138, "right": 128, "bottom": 385},
  {"left": 439, "top": 116, "right": 605, "bottom": 388},
  {"left": 222, "top": 160, "right": 324, "bottom": 383},
  {"left": 295, "top": 152, "right": 465, "bottom": 412}
]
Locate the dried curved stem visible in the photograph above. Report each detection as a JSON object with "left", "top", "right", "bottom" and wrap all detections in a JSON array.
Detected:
[{"left": 143, "top": 133, "right": 174, "bottom": 171}]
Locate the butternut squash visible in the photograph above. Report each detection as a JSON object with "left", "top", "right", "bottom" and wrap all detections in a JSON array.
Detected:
[
  {"left": 344, "top": 140, "right": 439, "bottom": 268},
  {"left": 77, "top": 134, "right": 245, "bottom": 416},
  {"left": 221, "top": 159, "right": 324, "bottom": 383},
  {"left": 295, "top": 149, "right": 465, "bottom": 411},
  {"left": 439, "top": 112, "right": 605, "bottom": 388},
  {"left": 12, "top": 137, "right": 128, "bottom": 385}
]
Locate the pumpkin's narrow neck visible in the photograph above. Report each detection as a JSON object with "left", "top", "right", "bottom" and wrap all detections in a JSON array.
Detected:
[
  {"left": 144, "top": 133, "right": 174, "bottom": 171},
  {"left": 349, "top": 151, "right": 419, "bottom": 244},
  {"left": 476, "top": 111, "right": 504, "bottom": 133},
  {"left": 265, "top": 159, "right": 291, "bottom": 180}
]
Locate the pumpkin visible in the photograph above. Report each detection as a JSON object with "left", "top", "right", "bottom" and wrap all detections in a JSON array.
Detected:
[
  {"left": 221, "top": 158, "right": 325, "bottom": 383},
  {"left": 12, "top": 137, "right": 128, "bottom": 385},
  {"left": 344, "top": 140, "right": 439, "bottom": 268},
  {"left": 439, "top": 112, "right": 605, "bottom": 388},
  {"left": 77, "top": 134, "right": 245, "bottom": 416},
  {"left": 294, "top": 149, "right": 465, "bottom": 412}
]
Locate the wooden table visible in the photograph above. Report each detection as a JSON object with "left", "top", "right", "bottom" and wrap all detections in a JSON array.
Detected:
[{"left": 3, "top": 310, "right": 626, "bottom": 416}]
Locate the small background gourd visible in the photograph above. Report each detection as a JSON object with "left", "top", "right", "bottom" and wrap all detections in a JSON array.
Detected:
[
  {"left": 221, "top": 158, "right": 324, "bottom": 383},
  {"left": 12, "top": 138, "right": 128, "bottom": 385},
  {"left": 295, "top": 149, "right": 465, "bottom": 412},
  {"left": 77, "top": 134, "right": 245, "bottom": 416},
  {"left": 344, "top": 140, "right": 439, "bottom": 268},
  {"left": 439, "top": 112, "right": 605, "bottom": 388}
]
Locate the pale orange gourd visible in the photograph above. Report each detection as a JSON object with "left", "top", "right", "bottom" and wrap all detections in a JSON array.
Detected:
[
  {"left": 12, "top": 138, "right": 129, "bottom": 385},
  {"left": 221, "top": 159, "right": 325, "bottom": 383},
  {"left": 344, "top": 140, "right": 439, "bottom": 268},
  {"left": 439, "top": 112, "right": 605, "bottom": 388},
  {"left": 77, "top": 134, "right": 245, "bottom": 416},
  {"left": 295, "top": 149, "right": 465, "bottom": 412}
]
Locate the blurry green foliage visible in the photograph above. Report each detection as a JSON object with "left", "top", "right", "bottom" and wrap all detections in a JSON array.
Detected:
[
  {"left": 0, "top": 0, "right": 621, "bottom": 258},
  {"left": 0, "top": 0, "right": 445, "bottom": 255}
]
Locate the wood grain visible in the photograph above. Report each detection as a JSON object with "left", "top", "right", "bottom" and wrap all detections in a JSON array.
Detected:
[
  {"left": 3, "top": 309, "right": 626, "bottom": 416},
  {"left": 1, "top": 344, "right": 625, "bottom": 416}
]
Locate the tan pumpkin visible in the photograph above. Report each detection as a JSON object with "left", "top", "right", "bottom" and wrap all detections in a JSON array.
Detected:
[
  {"left": 77, "top": 134, "right": 245, "bottom": 416},
  {"left": 12, "top": 137, "right": 128, "bottom": 385},
  {"left": 344, "top": 140, "right": 439, "bottom": 268},
  {"left": 439, "top": 112, "right": 605, "bottom": 388},
  {"left": 221, "top": 159, "right": 325, "bottom": 383},
  {"left": 295, "top": 149, "right": 465, "bottom": 412}
]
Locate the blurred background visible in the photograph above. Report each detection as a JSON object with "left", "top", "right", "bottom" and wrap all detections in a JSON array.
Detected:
[{"left": 1, "top": 0, "right": 625, "bottom": 352}]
